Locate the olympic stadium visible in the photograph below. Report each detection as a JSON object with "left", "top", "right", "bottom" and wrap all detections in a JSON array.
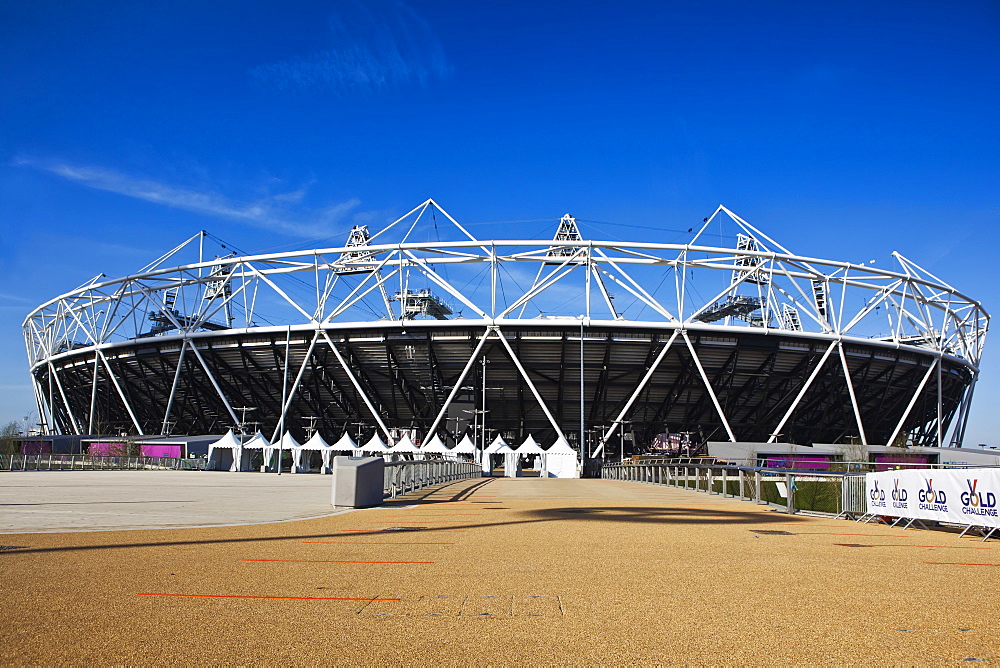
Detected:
[{"left": 22, "top": 200, "right": 989, "bottom": 457}]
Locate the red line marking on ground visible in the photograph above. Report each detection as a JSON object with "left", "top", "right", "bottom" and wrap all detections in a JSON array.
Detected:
[
  {"left": 302, "top": 541, "right": 454, "bottom": 545},
  {"left": 925, "top": 562, "right": 1000, "bottom": 567},
  {"left": 242, "top": 559, "right": 435, "bottom": 564},
  {"left": 790, "top": 532, "right": 923, "bottom": 537},
  {"left": 756, "top": 523, "right": 848, "bottom": 526},
  {"left": 341, "top": 529, "right": 467, "bottom": 533},
  {"left": 354, "top": 521, "right": 467, "bottom": 524},
  {"left": 138, "top": 593, "right": 400, "bottom": 601},
  {"left": 835, "top": 543, "right": 989, "bottom": 549}
]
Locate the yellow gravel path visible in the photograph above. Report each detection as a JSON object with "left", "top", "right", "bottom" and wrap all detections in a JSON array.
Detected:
[{"left": 2, "top": 476, "right": 999, "bottom": 665}]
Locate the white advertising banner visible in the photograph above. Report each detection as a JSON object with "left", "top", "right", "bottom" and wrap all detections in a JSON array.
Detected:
[{"left": 866, "top": 468, "right": 1000, "bottom": 528}]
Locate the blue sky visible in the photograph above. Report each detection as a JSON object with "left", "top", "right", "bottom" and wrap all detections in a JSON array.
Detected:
[{"left": 1, "top": 1, "right": 998, "bottom": 442}]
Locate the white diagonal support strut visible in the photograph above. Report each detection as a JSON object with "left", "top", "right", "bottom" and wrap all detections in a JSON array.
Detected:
[
  {"left": 837, "top": 342, "right": 868, "bottom": 446},
  {"left": 885, "top": 358, "right": 938, "bottom": 448},
  {"left": 591, "top": 330, "right": 679, "bottom": 458},
  {"left": 493, "top": 326, "right": 568, "bottom": 442},
  {"left": 96, "top": 349, "right": 143, "bottom": 434},
  {"left": 681, "top": 330, "right": 736, "bottom": 442},
  {"left": 186, "top": 340, "right": 242, "bottom": 430},
  {"left": 321, "top": 330, "right": 393, "bottom": 441},
  {"left": 47, "top": 361, "right": 81, "bottom": 435},
  {"left": 767, "top": 340, "right": 838, "bottom": 443},
  {"left": 269, "top": 332, "right": 318, "bottom": 442},
  {"left": 161, "top": 339, "right": 188, "bottom": 435},
  {"left": 425, "top": 328, "right": 493, "bottom": 439}
]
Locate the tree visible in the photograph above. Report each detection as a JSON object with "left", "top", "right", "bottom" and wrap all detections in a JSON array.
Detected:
[{"left": 0, "top": 421, "right": 21, "bottom": 456}]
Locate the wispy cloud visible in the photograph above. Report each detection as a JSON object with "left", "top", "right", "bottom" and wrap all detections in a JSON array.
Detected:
[
  {"left": 250, "top": 1, "right": 450, "bottom": 94},
  {"left": 15, "top": 157, "right": 363, "bottom": 238},
  {"left": 0, "top": 292, "right": 33, "bottom": 304}
]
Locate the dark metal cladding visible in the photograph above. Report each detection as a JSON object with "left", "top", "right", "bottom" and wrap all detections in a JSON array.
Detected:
[{"left": 35, "top": 324, "right": 970, "bottom": 452}]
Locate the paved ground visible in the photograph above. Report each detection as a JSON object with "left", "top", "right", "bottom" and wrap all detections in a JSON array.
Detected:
[
  {"left": 0, "top": 471, "right": 339, "bottom": 533},
  {"left": 2, "top": 472, "right": 1000, "bottom": 664}
]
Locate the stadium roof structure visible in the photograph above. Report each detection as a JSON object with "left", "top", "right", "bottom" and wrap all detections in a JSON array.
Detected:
[{"left": 23, "top": 200, "right": 989, "bottom": 457}]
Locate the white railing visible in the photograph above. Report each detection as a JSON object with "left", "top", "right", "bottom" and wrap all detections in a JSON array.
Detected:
[
  {"left": 604, "top": 460, "right": 1000, "bottom": 516},
  {"left": 383, "top": 460, "right": 481, "bottom": 499},
  {"left": 603, "top": 462, "right": 868, "bottom": 516},
  {"left": 0, "top": 453, "right": 202, "bottom": 471}
]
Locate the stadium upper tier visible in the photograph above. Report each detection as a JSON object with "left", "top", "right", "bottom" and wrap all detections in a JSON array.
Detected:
[{"left": 23, "top": 200, "right": 989, "bottom": 452}]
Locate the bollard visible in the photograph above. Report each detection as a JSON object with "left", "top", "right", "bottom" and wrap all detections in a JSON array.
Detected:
[{"left": 786, "top": 473, "right": 795, "bottom": 514}]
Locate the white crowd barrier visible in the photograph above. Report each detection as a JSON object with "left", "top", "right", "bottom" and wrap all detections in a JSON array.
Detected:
[{"left": 866, "top": 468, "right": 1000, "bottom": 529}]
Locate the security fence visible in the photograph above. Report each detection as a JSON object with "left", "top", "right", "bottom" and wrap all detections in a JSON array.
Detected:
[
  {"left": 603, "top": 462, "right": 868, "bottom": 516},
  {"left": 384, "top": 460, "right": 481, "bottom": 499},
  {"left": 0, "top": 453, "right": 204, "bottom": 472}
]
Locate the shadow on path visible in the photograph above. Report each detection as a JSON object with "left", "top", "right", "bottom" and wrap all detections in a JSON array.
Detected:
[{"left": 0, "top": 478, "right": 809, "bottom": 556}]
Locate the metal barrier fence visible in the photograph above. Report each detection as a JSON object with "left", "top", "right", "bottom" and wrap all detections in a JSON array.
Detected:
[
  {"left": 384, "top": 460, "right": 482, "bottom": 499},
  {"left": 603, "top": 462, "right": 868, "bottom": 516},
  {"left": 0, "top": 453, "right": 204, "bottom": 472}
]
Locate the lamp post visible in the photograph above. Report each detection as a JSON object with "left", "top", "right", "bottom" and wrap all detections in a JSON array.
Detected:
[{"left": 579, "top": 316, "right": 585, "bottom": 470}]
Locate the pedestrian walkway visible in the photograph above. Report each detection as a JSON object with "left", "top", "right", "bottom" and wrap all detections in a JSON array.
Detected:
[{"left": 1, "top": 474, "right": 998, "bottom": 664}]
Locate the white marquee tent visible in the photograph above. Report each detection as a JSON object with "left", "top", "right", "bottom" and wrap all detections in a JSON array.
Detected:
[
  {"left": 389, "top": 433, "right": 420, "bottom": 460},
  {"left": 483, "top": 435, "right": 514, "bottom": 476},
  {"left": 267, "top": 431, "right": 301, "bottom": 473},
  {"left": 514, "top": 434, "right": 545, "bottom": 471},
  {"left": 301, "top": 432, "right": 333, "bottom": 473},
  {"left": 543, "top": 437, "right": 579, "bottom": 478},
  {"left": 240, "top": 432, "right": 271, "bottom": 473},
  {"left": 206, "top": 430, "right": 243, "bottom": 471}
]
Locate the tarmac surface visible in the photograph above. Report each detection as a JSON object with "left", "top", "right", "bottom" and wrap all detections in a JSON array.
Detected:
[
  {"left": 2, "top": 471, "right": 1000, "bottom": 664},
  {"left": 0, "top": 471, "right": 340, "bottom": 533}
]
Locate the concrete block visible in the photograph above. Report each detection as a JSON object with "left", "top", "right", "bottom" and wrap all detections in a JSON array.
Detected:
[{"left": 331, "top": 456, "right": 385, "bottom": 508}]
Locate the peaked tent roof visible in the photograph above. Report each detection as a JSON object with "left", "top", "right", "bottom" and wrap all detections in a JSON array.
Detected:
[
  {"left": 547, "top": 436, "right": 577, "bottom": 454},
  {"left": 303, "top": 432, "right": 331, "bottom": 450},
  {"left": 420, "top": 434, "right": 449, "bottom": 453},
  {"left": 242, "top": 432, "right": 271, "bottom": 449},
  {"left": 390, "top": 434, "right": 419, "bottom": 452},
  {"left": 278, "top": 431, "right": 301, "bottom": 450},
  {"left": 514, "top": 434, "right": 546, "bottom": 454},
  {"left": 485, "top": 434, "right": 512, "bottom": 454},
  {"left": 360, "top": 433, "right": 390, "bottom": 453},
  {"left": 332, "top": 433, "right": 359, "bottom": 451},
  {"left": 208, "top": 430, "right": 242, "bottom": 450},
  {"left": 452, "top": 435, "right": 476, "bottom": 454}
]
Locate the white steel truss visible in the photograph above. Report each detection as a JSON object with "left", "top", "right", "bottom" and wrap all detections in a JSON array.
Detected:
[{"left": 22, "top": 200, "right": 988, "bottom": 451}]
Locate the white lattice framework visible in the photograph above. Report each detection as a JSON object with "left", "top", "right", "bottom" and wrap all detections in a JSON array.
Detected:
[{"left": 23, "top": 200, "right": 989, "bottom": 452}]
